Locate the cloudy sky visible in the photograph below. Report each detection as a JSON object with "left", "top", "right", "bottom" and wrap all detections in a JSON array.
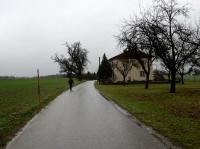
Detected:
[{"left": 0, "top": 0, "right": 199, "bottom": 76}]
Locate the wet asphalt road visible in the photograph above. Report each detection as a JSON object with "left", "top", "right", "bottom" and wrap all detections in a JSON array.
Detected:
[{"left": 6, "top": 81, "right": 168, "bottom": 149}]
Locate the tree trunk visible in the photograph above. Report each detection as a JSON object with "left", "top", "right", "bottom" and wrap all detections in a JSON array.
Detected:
[
  {"left": 181, "top": 73, "right": 184, "bottom": 84},
  {"left": 123, "top": 76, "right": 126, "bottom": 86},
  {"left": 170, "top": 70, "right": 176, "bottom": 93},
  {"left": 145, "top": 73, "right": 150, "bottom": 89},
  {"left": 170, "top": 42, "right": 176, "bottom": 93},
  {"left": 168, "top": 71, "right": 171, "bottom": 83},
  {"left": 77, "top": 70, "right": 82, "bottom": 81}
]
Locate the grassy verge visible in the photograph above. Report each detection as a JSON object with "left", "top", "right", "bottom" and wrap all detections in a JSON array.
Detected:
[
  {"left": 96, "top": 82, "right": 200, "bottom": 149},
  {"left": 0, "top": 77, "right": 82, "bottom": 149}
]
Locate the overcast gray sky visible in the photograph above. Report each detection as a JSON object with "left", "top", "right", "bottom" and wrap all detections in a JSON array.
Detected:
[{"left": 0, "top": 0, "right": 199, "bottom": 76}]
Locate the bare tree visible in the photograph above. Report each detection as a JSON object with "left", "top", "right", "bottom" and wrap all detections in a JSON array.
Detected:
[
  {"left": 161, "top": 63, "right": 171, "bottom": 82},
  {"left": 117, "top": 15, "right": 156, "bottom": 89},
  {"left": 178, "top": 64, "right": 192, "bottom": 84},
  {"left": 52, "top": 41, "right": 88, "bottom": 80},
  {"left": 178, "top": 49, "right": 200, "bottom": 83},
  {"left": 113, "top": 59, "right": 138, "bottom": 85},
  {"left": 190, "top": 49, "right": 200, "bottom": 69},
  {"left": 118, "top": 0, "right": 200, "bottom": 92},
  {"left": 149, "top": 0, "right": 200, "bottom": 92}
]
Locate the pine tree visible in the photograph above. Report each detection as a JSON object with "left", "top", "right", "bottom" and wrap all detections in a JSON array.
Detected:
[{"left": 97, "top": 53, "right": 113, "bottom": 83}]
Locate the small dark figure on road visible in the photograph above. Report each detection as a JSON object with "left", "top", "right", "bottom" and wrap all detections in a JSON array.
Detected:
[{"left": 68, "top": 78, "right": 74, "bottom": 91}]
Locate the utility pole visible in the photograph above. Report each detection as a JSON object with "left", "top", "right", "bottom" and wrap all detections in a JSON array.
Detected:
[{"left": 37, "top": 69, "right": 41, "bottom": 103}]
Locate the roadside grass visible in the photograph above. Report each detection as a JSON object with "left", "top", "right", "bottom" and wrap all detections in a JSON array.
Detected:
[
  {"left": 96, "top": 82, "right": 200, "bottom": 149},
  {"left": 0, "top": 77, "right": 82, "bottom": 149}
]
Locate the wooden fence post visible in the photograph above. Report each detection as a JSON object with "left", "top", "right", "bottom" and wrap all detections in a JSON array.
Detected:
[{"left": 37, "top": 69, "right": 41, "bottom": 103}]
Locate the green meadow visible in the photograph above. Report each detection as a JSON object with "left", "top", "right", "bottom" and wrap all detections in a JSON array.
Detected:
[
  {"left": 0, "top": 77, "right": 81, "bottom": 148},
  {"left": 96, "top": 82, "right": 200, "bottom": 149}
]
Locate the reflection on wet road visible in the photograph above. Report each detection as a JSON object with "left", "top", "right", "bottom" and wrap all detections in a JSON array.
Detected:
[{"left": 6, "top": 81, "right": 168, "bottom": 149}]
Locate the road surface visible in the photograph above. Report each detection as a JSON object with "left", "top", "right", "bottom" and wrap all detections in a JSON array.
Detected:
[{"left": 6, "top": 81, "right": 169, "bottom": 149}]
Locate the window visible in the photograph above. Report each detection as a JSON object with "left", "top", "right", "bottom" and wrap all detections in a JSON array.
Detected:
[{"left": 140, "top": 71, "right": 145, "bottom": 77}]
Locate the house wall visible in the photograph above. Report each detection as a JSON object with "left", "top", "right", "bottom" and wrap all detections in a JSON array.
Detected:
[{"left": 111, "top": 59, "right": 153, "bottom": 82}]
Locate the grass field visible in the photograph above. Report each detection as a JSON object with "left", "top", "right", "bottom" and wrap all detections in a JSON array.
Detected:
[
  {"left": 0, "top": 77, "right": 81, "bottom": 149},
  {"left": 184, "top": 75, "right": 200, "bottom": 82},
  {"left": 96, "top": 82, "right": 200, "bottom": 149}
]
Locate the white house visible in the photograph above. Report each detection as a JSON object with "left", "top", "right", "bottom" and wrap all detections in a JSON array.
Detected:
[{"left": 109, "top": 50, "right": 154, "bottom": 82}]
